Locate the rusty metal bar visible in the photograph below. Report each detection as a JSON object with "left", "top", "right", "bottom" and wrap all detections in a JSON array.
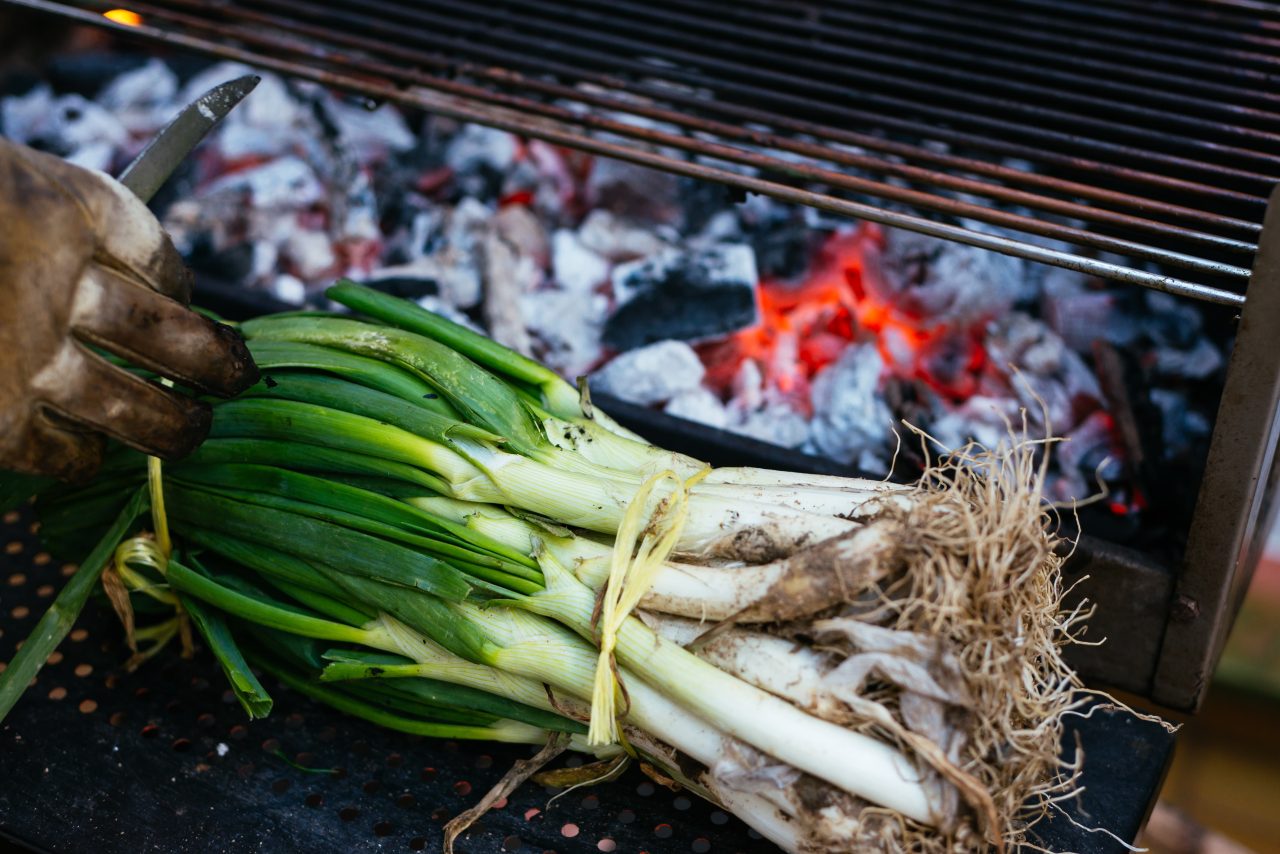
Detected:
[
  {"left": 359, "top": 0, "right": 1280, "bottom": 183},
  {"left": 476, "top": 0, "right": 1280, "bottom": 148},
  {"left": 243, "top": 0, "right": 1280, "bottom": 203},
  {"left": 704, "top": 0, "right": 1280, "bottom": 110},
  {"left": 116, "top": 0, "right": 1259, "bottom": 273},
  {"left": 247, "top": 0, "right": 1272, "bottom": 216},
  {"left": 139, "top": 0, "right": 1270, "bottom": 240},
  {"left": 577, "top": 0, "right": 1280, "bottom": 120},
  {"left": 958, "top": 0, "right": 1280, "bottom": 48},
  {"left": 128, "top": 0, "right": 1261, "bottom": 260},
  {"left": 741, "top": 0, "right": 1279, "bottom": 87},
  {"left": 844, "top": 0, "right": 1280, "bottom": 68},
  {"left": 8, "top": 0, "right": 1272, "bottom": 305},
  {"left": 3, "top": 0, "right": 1250, "bottom": 307}
]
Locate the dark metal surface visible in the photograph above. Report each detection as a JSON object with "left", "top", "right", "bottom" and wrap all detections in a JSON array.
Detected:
[
  {"left": 6, "top": 0, "right": 1277, "bottom": 306},
  {"left": 1154, "top": 186, "right": 1280, "bottom": 711},
  {"left": 0, "top": 499, "right": 1174, "bottom": 853},
  {"left": 117, "top": 74, "right": 258, "bottom": 202}
]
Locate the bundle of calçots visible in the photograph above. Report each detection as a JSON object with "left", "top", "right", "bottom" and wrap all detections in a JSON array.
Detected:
[{"left": 1, "top": 282, "right": 1097, "bottom": 852}]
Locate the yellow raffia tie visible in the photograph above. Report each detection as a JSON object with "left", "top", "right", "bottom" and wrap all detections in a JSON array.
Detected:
[
  {"left": 105, "top": 407, "right": 191, "bottom": 664},
  {"left": 586, "top": 467, "right": 706, "bottom": 746}
]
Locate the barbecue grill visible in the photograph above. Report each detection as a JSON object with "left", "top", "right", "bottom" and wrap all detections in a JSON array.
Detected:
[{"left": 1, "top": 0, "right": 1278, "bottom": 850}]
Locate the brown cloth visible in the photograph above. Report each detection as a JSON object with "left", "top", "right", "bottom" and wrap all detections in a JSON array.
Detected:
[{"left": 0, "top": 139, "right": 258, "bottom": 482}]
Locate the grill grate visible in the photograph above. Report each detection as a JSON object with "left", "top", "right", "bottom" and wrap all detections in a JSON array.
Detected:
[{"left": 7, "top": 0, "right": 1279, "bottom": 306}]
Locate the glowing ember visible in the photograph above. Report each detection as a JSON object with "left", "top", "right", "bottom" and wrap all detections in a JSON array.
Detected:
[
  {"left": 103, "top": 9, "right": 142, "bottom": 27},
  {"left": 702, "top": 224, "right": 990, "bottom": 412}
]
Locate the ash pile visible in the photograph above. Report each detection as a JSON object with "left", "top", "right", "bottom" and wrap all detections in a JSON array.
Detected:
[{"left": 1, "top": 59, "right": 1225, "bottom": 508}]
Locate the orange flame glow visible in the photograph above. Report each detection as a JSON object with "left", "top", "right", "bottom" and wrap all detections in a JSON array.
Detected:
[
  {"left": 103, "top": 9, "right": 142, "bottom": 27},
  {"left": 701, "top": 224, "right": 988, "bottom": 410}
]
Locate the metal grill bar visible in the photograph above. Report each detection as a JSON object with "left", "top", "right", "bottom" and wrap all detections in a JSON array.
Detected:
[
  {"left": 8, "top": 0, "right": 1277, "bottom": 307},
  {"left": 129, "top": 0, "right": 1264, "bottom": 262},
  {"left": 152, "top": 0, "right": 1269, "bottom": 240}
]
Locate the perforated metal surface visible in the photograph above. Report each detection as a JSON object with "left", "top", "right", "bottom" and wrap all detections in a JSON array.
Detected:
[
  {"left": 0, "top": 505, "right": 1173, "bottom": 853},
  {"left": 0, "top": 507, "right": 761, "bottom": 853}
]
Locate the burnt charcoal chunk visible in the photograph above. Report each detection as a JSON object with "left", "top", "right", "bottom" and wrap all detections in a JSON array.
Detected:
[{"left": 603, "top": 245, "right": 759, "bottom": 351}]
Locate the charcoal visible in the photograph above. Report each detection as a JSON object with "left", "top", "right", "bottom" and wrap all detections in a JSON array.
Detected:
[
  {"left": 445, "top": 123, "right": 517, "bottom": 200},
  {"left": 748, "top": 220, "right": 817, "bottom": 283},
  {"left": 522, "top": 287, "right": 610, "bottom": 379},
  {"left": 738, "top": 194, "right": 815, "bottom": 282},
  {"left": 44, "top": 52, "right": 150, "bottom": 98},
  {"left": 186, "top": 235, "right": 255, "bottom": 285},
  {"left": 1150, "top": 389, "right": 1212, "bottom": 457},
  {"left": 586, "top": 156, "right": 682, "bottom": 224},
  {"left": 603, "top": 245, "right": 759, "bottom": 351},
  {"left": 1142, "top": 290, "right": 1205, "bottom": 349},
  {"left": 880, "top": 229, "right": 1022, "bottom": 325},
  {"left": 589, "top": 340, "right": 705, "bottom": 406},
  {"left": 679, "top": 176, "right": 738, "bottom": 234}
]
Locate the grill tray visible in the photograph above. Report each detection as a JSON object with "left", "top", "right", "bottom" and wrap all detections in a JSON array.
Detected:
[{"left": 1, "top": 505, "right": 1172, "bottom": 852}]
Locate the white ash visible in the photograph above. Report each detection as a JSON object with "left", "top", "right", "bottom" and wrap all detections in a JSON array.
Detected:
[
  {"left": 317, "top": 95, "right": 415, "bottom": 162},
  {"left": 589, "top": 340, "right": 705, "bottom": 405},
  {"left": 731, "top": 359, "right": 766, "bottom": 413},
  {"left": 664, "top": 387, "right": 731, "bottom": 430},
  {"left": 878, "top": 229, "right": 1023, "bottom": 325},
  {"left": 576, "top": 209, "right": 670, "bottom": 263},
  {"left": 1050, "top": 410, "right": 1121, "bottom": 503},
  {"left": 413, "top": 295, "right": 485, "bottom": 334},
  {"left": 446, "top": 124, "right": 518, "bottom": 184},
  {"left": 1, "top": 85, "right": 127, "bottom": 171},
  {"left": 283, "top": 228, "right": 337, "bottom": 282},
  {"left": 807, "top": 344, "right": 895, "bottom": 472},
  {"left": 96, "top": 58, "right": 179, "bottom": 135},
  {"left": 429, "top": 197, "right": 491, "bottom": 309},
  {"left": 985, "top": 312, "right": 1102, "bottom": 432},
  {"left": 552, "top": 229, "right": 610, "bottom": 294},
  {"left": 521, "top": 287, "right": 610, "bottom": 379},
  {"left": 927, "top": 396, "right": 1021, "bottom": 456},
  {"left": 731, "top": 403, "right": 812, "bottom": 450},
  {"left": 1151, "top": 338, "right": 1223, "bottom": 381},
  {"left": 270, "top": 273, "right": 307, "bottom": 306}
]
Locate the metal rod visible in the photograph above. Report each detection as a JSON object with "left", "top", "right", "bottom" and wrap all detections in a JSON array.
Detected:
[
  {"left": 841, "top": 0, "right": 1280, "bottom": 69},
  {"left": 378, "top": 0, "right": 1280, "bottom": 179},
  {"left": 5, "top": 0, "right": 1249, "bottom": 307},
  {"left": 734, "top": 0, "right": 1280, "bottom": 86},
  {"left": 147, "top": 0, "right": 1259, "bottom": 257},
  {"left": 624, "top": 0, "right": 1280, "bottom": 117},
  {"left": 961, "top": 0, "right": 1280, "bottom": 49},
  {"left": 144, "top": 0, "right": 1269, "bottom": 236},
  {"left": 141, "top": 0, "right": 1261, "bottom": 251},
  {"left": 257, "top": 0, "right": 1279, "bottom": 202},
  {"left": 488, "top": 0, "right": 1280, "bottom": 143}
]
